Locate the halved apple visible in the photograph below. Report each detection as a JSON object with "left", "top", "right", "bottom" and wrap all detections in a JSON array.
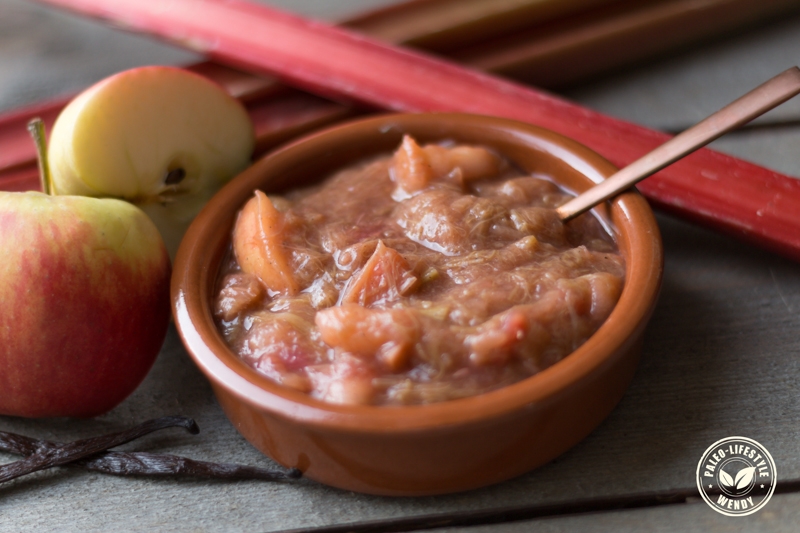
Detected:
[{"left": 48, "top": 66, "right": 255, "bottom": 259}]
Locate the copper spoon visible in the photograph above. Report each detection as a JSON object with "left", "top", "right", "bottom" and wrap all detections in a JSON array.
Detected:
[{"left": 557, "top": 66, "right": 800, "bottom": 221}]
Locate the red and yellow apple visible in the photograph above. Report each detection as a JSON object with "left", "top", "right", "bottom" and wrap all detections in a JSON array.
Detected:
[
  {"left": 1, "top": 65, "right": 251, "bottom": 417},
  {"left": 0, "top": 192, "right": 171, "bottom": 418},
  {"left": 47, "top": 66, "right": 255, "bottom": 259}
]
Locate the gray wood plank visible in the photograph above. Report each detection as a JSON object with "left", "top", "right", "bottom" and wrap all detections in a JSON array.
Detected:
[
  {"left": 0, "top": 0, "right": 198, "bottom": 113},
  {"left": 434, "top": 493, "right": 800, "bottom": 533},
  {"left": 711, "top": 128, "right": 800, "bottom": 176},
  {"left": 2, "top": 1, "right": 800, "bottom": 532}
]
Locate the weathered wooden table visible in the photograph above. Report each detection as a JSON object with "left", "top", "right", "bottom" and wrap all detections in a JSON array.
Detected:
[{"left": 1, "top": 0, "right": 799, "bottom": 531}]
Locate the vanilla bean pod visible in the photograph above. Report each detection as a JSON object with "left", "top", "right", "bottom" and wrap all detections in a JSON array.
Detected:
[
  {"left": 71, "top": 452, "right": 301, "bottom": 480},
  {"left": 0, "top": 430, "right": 39, "bottom": 456},
  {"left": 0, "top": 417, "right": 300, "bottom": 483},
  {"left": 0, "top": 416, "right": 198, "bottom": 483}
]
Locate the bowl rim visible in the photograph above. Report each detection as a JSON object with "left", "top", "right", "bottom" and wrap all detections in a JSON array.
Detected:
[{"left": 172, "top": 112, "right": 663, "bottom": 433}]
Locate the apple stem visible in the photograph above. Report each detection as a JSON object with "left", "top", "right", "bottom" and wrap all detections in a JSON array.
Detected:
[{"left": 27, "top": 118, "right": 53, "bottom": 196}]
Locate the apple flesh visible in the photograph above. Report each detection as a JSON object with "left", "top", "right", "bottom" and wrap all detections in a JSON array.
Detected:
[
  {"left": 0, "top": 192, "right": 171, "bottom": 418},
  {"left": 48, "top": 66, "right": 255, "bottom": 259}
]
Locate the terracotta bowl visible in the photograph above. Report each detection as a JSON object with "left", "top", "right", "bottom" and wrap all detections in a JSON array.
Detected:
[{"left": 172, "top": 113, "right": 663, "bottom": 496}]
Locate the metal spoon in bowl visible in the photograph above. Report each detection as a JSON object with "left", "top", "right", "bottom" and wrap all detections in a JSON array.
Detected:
[{"left": 556, "top": 66, "right": 800, "bottom": 221}]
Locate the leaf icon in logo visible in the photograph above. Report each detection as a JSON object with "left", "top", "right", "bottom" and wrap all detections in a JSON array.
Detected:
[
  {"left": 719, "top": 469, "right": 735, "bottom": 489},
  {"left": 735, "top": 467, "right": 756, "bottom": 490}
]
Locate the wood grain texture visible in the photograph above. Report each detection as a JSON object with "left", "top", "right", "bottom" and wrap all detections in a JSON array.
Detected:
[{"left": 432, "top": 493, "right": 800, "bottom": 533}]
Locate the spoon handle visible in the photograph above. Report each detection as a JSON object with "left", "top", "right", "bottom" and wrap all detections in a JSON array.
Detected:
[{"left": 557, "top": 66, "right": 800, "bottom": 221}]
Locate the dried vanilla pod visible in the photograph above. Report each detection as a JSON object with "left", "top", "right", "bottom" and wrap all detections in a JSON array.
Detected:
[{"left": 0, "top": 416, "right": 300, "bottom": 484}]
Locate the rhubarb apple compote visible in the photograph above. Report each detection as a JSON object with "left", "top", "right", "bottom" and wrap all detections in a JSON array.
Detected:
[{"left": 214, "top": 135, "right": 624, "bottom": 406}]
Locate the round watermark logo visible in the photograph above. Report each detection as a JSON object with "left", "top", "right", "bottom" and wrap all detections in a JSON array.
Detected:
[{"left": 696, "top": 436, "right": 776, "bottom": 516}]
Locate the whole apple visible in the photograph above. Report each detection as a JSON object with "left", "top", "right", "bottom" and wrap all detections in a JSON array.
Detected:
[
  {"left": 47, "top": 66, "right": 255, "bottom": 260},
  {"left": 0, "top": 191, "right": 171, "bottom": 418}
]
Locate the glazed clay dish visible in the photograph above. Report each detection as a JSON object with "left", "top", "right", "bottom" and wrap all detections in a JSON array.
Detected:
[{"left": 172, "top": 113, "right": 663, "bottom": 496}]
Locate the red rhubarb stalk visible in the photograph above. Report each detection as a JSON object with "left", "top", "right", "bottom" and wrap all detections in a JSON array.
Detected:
[{"left": 29, "top": 0, "right": 800, "bottom": 261}]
